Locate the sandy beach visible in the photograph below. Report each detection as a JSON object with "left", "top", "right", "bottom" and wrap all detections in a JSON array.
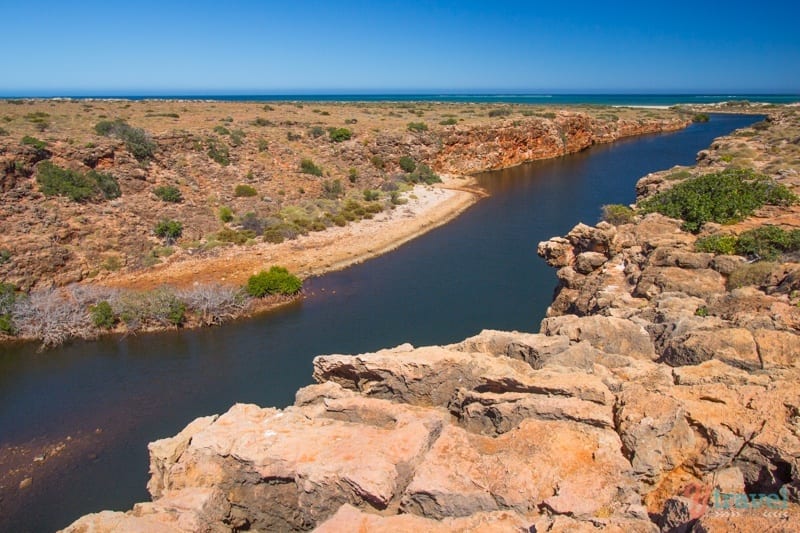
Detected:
[{"left": 102, "top": 175, "right": 481, "bottom": 290}]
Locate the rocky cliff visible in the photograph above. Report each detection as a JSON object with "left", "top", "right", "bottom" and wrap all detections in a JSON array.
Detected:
[{"left": 63, "top": 110, "right": 800, "bottom": 533}]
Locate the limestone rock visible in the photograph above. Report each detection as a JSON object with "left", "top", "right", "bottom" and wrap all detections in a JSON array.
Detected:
[{"left": 540, "top": 314, "right": 656, "bottom": 360}]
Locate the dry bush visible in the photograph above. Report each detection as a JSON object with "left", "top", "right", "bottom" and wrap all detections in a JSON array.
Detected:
[
  {"left": 11, "top": 285, "right": 112, "bottom": 347},
  {"left": 177, "top": 284, "right": 250, "bottom": 325}
]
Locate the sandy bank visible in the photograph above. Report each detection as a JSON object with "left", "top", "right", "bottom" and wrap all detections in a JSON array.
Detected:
[{"left": 102, "top": 175, "right": 480, "bottom": 290}]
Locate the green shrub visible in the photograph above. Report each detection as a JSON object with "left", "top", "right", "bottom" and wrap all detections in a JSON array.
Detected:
[
  {"left": 154, "top": 219, "right": 183, "bottom": 244},
  {"left": 692, "top": 113, "right": 710, "bottom": 123},
  {"left": 219, "top": 206, "right": 234, "bottom": 222},
  {"left": 246, "top": 266, "right": 302, "bottom": 297},
  {"left": 309, "top": 126, "right": 326, "bottom": 138},
  {"left": 439, "top": 117, "right": 458, "bottom": 125},
  {"left": 21, "top": 135, "right": 46, "bottom": 150},
  {"left": 213, "top": 125, "right": 231, "bottom": 135},
  {"left": 216, "top": 227, "right": 256, "bottom": 245},
  {"left": 89, "top": 170, "right": 121, "bottom": 199},
  {"left": 0, "top": 282, "right": 16, "bottom": 335},
  {"left": 0, "top": 249, "right": 10, "bottom": 264},
  {"left": 252, "top": 117, "right": 273, "bottom": 127},
  {"left": 735, "top": 225, "right": 800, "bottom": 260},
  {"left": 154, "top": 185, "right": 183, "bottom": 203},
  {"left": 695, "top": 234, "right": 738, "bottom": 255},
  {"left": 37, "top": 161, "right": 120, "bottom": 202},
  {"left": 207, "top": 140, "right": 230, "bottom": 166},
  {"left": 728, "top": 262, "right": 777, "bottom": 290},
  {"left": 638, "top": 168, "right": 798, "bottom": 233},
  {"left": 95, "top": 119, "right": 156, "bottom": 162},
  {"left": 398, "top": 156, "right": 416, "bottom": 173},
  {"left": 601, "top": 204, "right": 635, "bottom": 225},
  {"left": 329, "top": 128, "right": 353, "bottom": 142},
  {"left": 234, "top": 184, "right": 258, "bottom": 197},
  {"left": 257, "top": 138, "right": 269, "bottom": 152},
  {"left": 300, "top": 158, "right": 323, "bottom": 176},
  {"left": 404, "top": 164, "right": 441, "bottom": 185},
  {"left": 363, "top": 189, "right": 380, "bottom": 201},
  {"left": 0, "top": 126, "right": 7, "bottom": 136},
  {"left": 407, "top": 122, "right": 428, "bottom": 133},
  {"left": 90, "top": 300, "right": 116, "bottom": 329},
  {"left": 348, "top": 167, "right": 359, "bottom": 183}
]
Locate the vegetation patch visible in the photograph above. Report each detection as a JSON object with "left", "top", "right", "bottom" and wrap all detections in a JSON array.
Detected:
[
  {"left": 21, "top": 135, "right": 47, "bottom": 150},
  {"left": 638, "top": 168, "right": 798, "bottom": 232},
  {"left": 234, "top": 184, "right": 258, "bottom": 197},
  {"left": 601, "top": 204, "right": 636, "bottom": 225},
  {"left": 154, "top": 219, "right": 183, "bottom": 244},
  {"left": 300, "top": 158, "right": 323, "bottom": 176},
  {"left": 95, "top": 119, "right": 156, "bottom": 162},
  {"left": 154, "top": 185, "right": 183, "bottom": 203},
  {"left": 328, "top": 128, "right": 352, "bottom": 142},
  {"left": 403, "top": 163, "right": 441, "bottom": 185},
  {"left": 207, "top": 139, "right": 230, "bottom": 166},
  {"left": 246, "top": 266, "right": 302, "bottom": 297},
  {"left": 407, "top": 122, "right": 428, "bottom": 133},
  {"left": 727, "top": 261, "right": 777, "bottom": 290},
  {"left": 37, "top": 161, "right": 120, "bottom": 202}
]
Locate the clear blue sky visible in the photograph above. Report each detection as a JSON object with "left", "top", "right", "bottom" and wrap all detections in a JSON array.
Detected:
[{"left": 2, "top": 0, "right": 798, "bottom": 95}]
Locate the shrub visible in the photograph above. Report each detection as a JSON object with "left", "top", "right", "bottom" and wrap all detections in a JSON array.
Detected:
[
  {"left": 89, "top": 170, "right": 121, "bottom": 199},
  {"left": 405, "top": 164, "right": 441, "bottom": 185},
  {"left": 36, "top": 161, "right": 121, "bottom": 202},
  {"left": 252, "top": 117, "right": 273, "bottom": 127},
  {"left": 601, "top": 204, "right": 635, "bottom": 225},
  {"left": 154, "top": 185, "right": 183, "bottom": 203},
  {"left": 234, "top": 184, "right": 258, "bottom": 197},
  {"left": 735, "top": 225, "right": 800, "bottom": 260},
  {"left": 0, "top": 126, "right": 7, "bottom": 136},
  {"left": 488, "top": 108, "right": 512, "bottom": 117},
  {"left": 407, "top": 122, "right": 428, "bottom": 133},
  {"left": 257, "top": 138, "right": 269, "bottom": 152},
  {"left": 95, "top": 119, "right": 156, "bottom": 162},
  {"left": 213, "top": 125, "right": 231, "bottom": 135},
  {"left": 21, "top": 135, "right": 47, "bottom": 150},
  {"left": 309, "top": 126, "right": 326, "bottom": 138},
  {"left": 692, "top": 113, "right": 710, "bottom": 123},
  {"left": 154, "top": 219, "right": 183, "bottom": 244},
  {"left": 329, "top": 128, "right": 352, "bottom": 142},
  {"left": 207, "top": 140, "right": 230, "bottom": 166},
  {"left": 89, "top": 300, "right": 116, "bottom": 329},
  {"left": 322, "top": 179, "right": 343, "bottom": 199},
  {"left": 300, "top": 158, "right": 323, "bottom": 176},
  {"left": 0, "top": 282, "right": 16, "bottom": 334},
  {"left": 216, "top": 227, "right": 256, "bottom": 245},
  {"left": 219, "top": 206, "right": 234, "bottom": 222},
  {"left": 727, "top": 262, "right": 777, "bottom": 290},
  {"left": 638, "top": 168, "right": 798, "bottom": 233},
  {"left": 439, "top": 117, "right": 458, "bottom": 125},
  {"left": 363, "top": 189, "right": 380, "bottom": 201},
  {"left": 0, "top": 249, "right": 10, "bottom": 264},
  {"left": 348, "top": 167, "right": 359, "bottom": 183},
  {"left": 229, "top": 129, "right": 245, "bottom": 146},
  {"left": 695, "top": 234, "right": 738, "bottom": 255},
  {"left": 398, "top": 156, "right": 416, "bottom": 173},
  {"left": 287, "top": 132, "right": 302, "bottom": 141},
  {"left": 370, "top": 155, "right": 385, "bottom": 169},
  {"left": 246, "top": 266, "right": 302, "bottom": 297}
]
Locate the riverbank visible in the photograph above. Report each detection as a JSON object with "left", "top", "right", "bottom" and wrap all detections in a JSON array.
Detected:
[
  {"left": 0, "top": 100, "right": 693, "bottom": 346},
  {"left": 61, "top": 109, "right": 800, "bottom": 531}
]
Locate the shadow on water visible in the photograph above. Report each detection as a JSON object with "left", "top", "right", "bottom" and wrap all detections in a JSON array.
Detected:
[{"left": 0, "top": 113, "right": 760, "bottom": 531}]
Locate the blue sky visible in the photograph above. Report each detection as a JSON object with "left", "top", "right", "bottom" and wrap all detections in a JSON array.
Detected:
[{"left": 2, "top": 0, "right": 798, "bottom": 94}]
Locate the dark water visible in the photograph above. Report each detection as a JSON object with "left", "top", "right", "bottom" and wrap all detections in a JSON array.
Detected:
[
  {"left": 1, "top": 93, "right": 798, "bottom": 105},
  {"left": 0, "top": 113, "right": 759, "bottom": 531}
]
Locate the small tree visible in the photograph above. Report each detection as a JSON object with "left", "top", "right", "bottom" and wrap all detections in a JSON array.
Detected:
[
  {"left": 398, "top": 156, "right": 416, "bottom": 173},
  {"left": 154, "top": 219, "right": 183, "bottom": 244},
  {"left": 246, "top": 266, "right": 302, "bottom": 297}
]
